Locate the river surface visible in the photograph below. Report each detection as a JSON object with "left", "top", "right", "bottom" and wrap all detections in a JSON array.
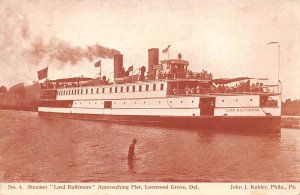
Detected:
[{"left": 0, "top": 110, "right": 299, "bottom": 182}]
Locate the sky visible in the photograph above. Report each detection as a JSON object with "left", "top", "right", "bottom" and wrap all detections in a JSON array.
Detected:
[{"left": 0, "top": 0, "right": 299, "bottom": 100}]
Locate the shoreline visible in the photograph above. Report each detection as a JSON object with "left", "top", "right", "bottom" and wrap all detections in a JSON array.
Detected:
[
  {"left": 281, "top": 116, "right": 300, "bottom": 129},
  {"left": 0, "top": 107, "right": 37, "bottom": 112}
]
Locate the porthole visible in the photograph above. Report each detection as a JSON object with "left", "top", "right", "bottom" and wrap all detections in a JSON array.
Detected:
[
  {"left": 222, "top": 100, "right": 224, "bottom": 102},
  {"left": 144, "top": 101, "right": 146, "bottom": 104},
  {"left": 181, "top": 100, "right": 183, "bottom": 103},
  {"left": 170, "top": 101, "right": 172, "bottom": 103},
  {"left": 124, "top": 102, "right": 125, "bottom": 104},
  {"left": 250, "top": 99, "right": 253, "bottom": 101},
  {"left": 236, "top": 99, "right": 238, "bottom": 102},
  {"left": 192, "top": 100, "right": 194, "bottom": 103},
  {"left": 159, "top": 101, "right": 161, "bottom": 103}
]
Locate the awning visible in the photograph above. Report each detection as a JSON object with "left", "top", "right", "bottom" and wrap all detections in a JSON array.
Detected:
[{"left": 213, "top": 77, "right": 251, "bottom": 85}]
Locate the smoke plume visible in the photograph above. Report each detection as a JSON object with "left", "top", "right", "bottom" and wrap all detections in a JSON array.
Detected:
[
  {"left": 29, "top": 37, "right": 121, "bottom": 65},
  {"left": 0, "top": 3, "right": 120, "bottom": 87}
]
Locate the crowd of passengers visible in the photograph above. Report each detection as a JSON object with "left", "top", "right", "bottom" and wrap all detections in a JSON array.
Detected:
[
  {"left": 40, "top": 81, "right": 79, "bottom": 89},
  {"left": 158, "top": 69, "right": 213, "bottom": 80},
  {"left": 41, "top": 69, "right": 213, "bottom": 89},
  {"left": 172, "top": 80, "right": 266, "bottom": 95},
  {"left": 212, "top": 80, "right": 266, "bottom": 93}
]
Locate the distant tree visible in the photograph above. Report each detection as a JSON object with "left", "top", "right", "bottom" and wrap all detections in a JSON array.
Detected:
[
  {"left": 285, "top": 99, "right": 291, "bottom": 103},
  {"left": 282, "top": 98, "right": 300, "bottom": 116},
  {"left": 0, "top": 85, "right": 8, "bottom": 94}
]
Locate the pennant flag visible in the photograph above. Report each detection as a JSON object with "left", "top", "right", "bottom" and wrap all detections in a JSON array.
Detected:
[
  {"left": 94, "top": 60, "right": 101, "bottom": 67},
  {"left": 162, "top": 45, "right": 171, "bottom": 53},
  {"left": 128, "top": 65, "right": 133, "bottom": 72},
  {"left": 37, "top": 67, "right": 48, "bottom": 80}
]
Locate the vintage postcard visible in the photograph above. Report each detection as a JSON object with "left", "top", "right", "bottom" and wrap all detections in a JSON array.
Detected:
[{"left": 0, "top": 0, "right": 299, "bottom": 194}]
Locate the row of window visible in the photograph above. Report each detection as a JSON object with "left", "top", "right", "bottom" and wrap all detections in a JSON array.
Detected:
[
  {"left": 57, "top": 84, "right": 164, "bottom": 96},
  {"left": 73, "top": 99, "right": 195, "bottom": 105}
]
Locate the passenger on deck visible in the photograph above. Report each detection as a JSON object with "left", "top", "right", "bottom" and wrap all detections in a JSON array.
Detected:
[
  {"left": 185, "top": 87, "right": 191, "bottom": 94},
  {"left": 196, "top": 85, "right": 201, "bottom": 94},
  {"left": 173, "top": 88, "right": 177, "bottom": 95},
  {"left": 259, "top": 83, "right": 264, "bottom": 92},
  {"left": 191, "top": 87, "right": 195, "bottom": 94},
  {"left": 255, "top": 82, "right": 260, "bottom": 92},
  {"left": 221, "top": 85, "right": 226, "bottom": 93},
  {"left": 225, "top": 86, "right": 230, "bottom": 93},
  {"left": 245, "top": 80, "right": 250, "bottom": 91},
  {"left": 251, "top": 83, "right": 256, "bottom": 92}
]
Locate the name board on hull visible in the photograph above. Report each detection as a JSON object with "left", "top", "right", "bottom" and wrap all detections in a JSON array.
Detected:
[{"left": 225, "top": 108, "right": 260, "bottom": 112}]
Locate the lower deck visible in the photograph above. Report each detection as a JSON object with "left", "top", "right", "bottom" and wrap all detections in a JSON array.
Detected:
[{"left": 38, "top": 94, "right": 281, "bottom": 117}]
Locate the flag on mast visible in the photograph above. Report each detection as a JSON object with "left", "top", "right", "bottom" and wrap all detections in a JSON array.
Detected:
[
  {"left": 94, "top": 60, "right": 101, "bottom": 67},
  {"left": 128, "top": 65, "right": 133, "bottom": 72},
  {"left": 162, "top": 45, "right": 171, "bottom": 53},
  {"left": 37, "top": 67, "right": 48, "bottom": 80}
]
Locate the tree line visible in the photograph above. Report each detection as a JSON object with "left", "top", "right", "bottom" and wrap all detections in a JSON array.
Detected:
[{"left": 0, "top": 83, "right": 40, "bottom": 111}]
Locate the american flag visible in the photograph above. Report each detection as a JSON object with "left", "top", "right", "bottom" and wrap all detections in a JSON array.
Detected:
[
  {"left": 94, "top": 60, "right": 101, "bottom": 67},
  {"left": 162, "top": 45, "right": 171, "bottom": 53},
  {"left": 37, "top": 67, "right": 48, "bottom": 80}
]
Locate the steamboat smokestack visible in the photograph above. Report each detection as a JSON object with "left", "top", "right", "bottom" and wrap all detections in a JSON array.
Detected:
[
  {"left": 114, "top": 54, "right": 123, "bottom": 79},
  {"left": 148, "top": 48, "right": 159, "bottom": 80}
]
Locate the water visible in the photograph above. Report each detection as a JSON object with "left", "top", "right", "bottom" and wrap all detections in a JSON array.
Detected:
[{"left": 0, "top": 110, "right": 299, "bottom": 182}]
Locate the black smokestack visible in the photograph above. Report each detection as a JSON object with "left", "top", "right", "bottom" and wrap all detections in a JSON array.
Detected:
[
  {"left": 148, "top": 48, "right": 159, "bottom": 80},
  {"left": 114, "top": 54, "right": 123, "bottom": 79}
]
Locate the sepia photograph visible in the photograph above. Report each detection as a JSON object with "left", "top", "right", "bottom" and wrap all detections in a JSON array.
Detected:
[{"left": 0, "top": 0, "right": 299, "bottom": 194}]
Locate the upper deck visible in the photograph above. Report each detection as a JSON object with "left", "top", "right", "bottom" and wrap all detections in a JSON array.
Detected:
[
  {"left": 39, "top": 76, "right": 280, "bottom": 102},
  {"left": 39, "top": 49, "right": 280, "bottom": 101}
]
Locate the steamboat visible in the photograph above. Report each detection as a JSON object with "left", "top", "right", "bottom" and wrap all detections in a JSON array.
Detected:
[{"left": 38, "top": 48, "right": 281, "bottom": 132}]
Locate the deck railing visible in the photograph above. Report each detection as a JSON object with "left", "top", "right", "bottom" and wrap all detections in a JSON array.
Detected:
[{"left": 167, "top": 88, "right": 280, "bottom": 96}]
